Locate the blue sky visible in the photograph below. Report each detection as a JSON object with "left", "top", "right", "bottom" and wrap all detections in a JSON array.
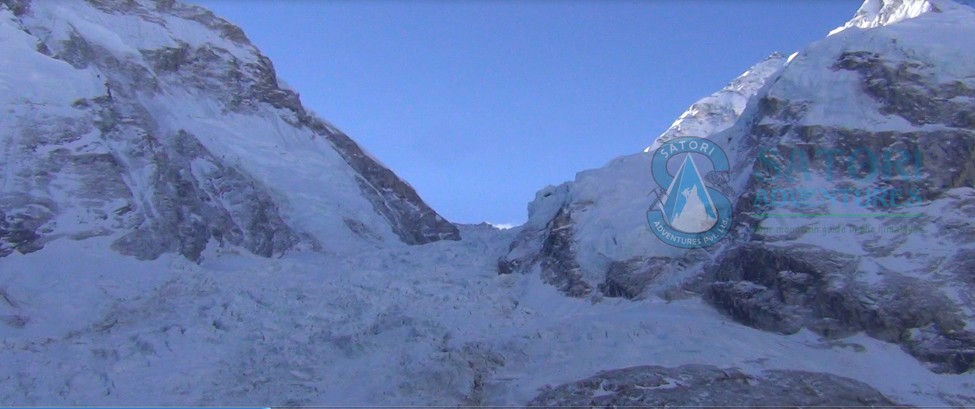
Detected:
[{"left": 194, "top": 0, "right": 858, "bottom": 227}]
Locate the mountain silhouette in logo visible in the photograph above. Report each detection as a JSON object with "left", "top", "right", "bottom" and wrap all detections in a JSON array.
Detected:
[{"left": 659, "top": 154, "right": 718, "bottom": 233}]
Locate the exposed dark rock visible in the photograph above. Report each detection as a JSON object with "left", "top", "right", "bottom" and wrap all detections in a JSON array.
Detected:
[
  {"left": 536, "top": 208, "right": 591, "bottom": 297},
  {"left": 527, "top": 364, "right": 900, "bottom": 408},
  {"left": 0, "top": 314, "right": 28, "bottom": 328},
  {"left": 704, "top": 243, "right": 975, "bottom": 373},
  {"left": 163, "top": 1, "right": 252, "bottom": 44},
  {"left": 57, "top": 32, "right": 97, "bottom": 70},
  {"left": 946, "top": 247, "right": 975, "bottom": 286},
  {"left": 743, "top": 125, "right": 975, "bottom": 207},
  {"left": 904, "top": 324, "right": 975, "bottom": 375},
  {"left": 834, "top": 51, "right": 975, "bottom": 129},
  {"left": 599, "top": 256, "right": 672, "bottom": 299},
  {"left": 82, "top": 0, "right": 251, "bottom": 48},
  {"left": 0, "top": 0, "right": 29, "bottom": 16},
  {"left": 0, "top": 210, "right": 9, "bottom": 257},
  {"left": 497, "top": 206, "right": 591, "bottom": 296},
  {"left": 109, "top": 128, "right": 302, "bottom": 261},
  {"left": 0, "top": 194, "right": 54, "bottom": 256},
  {"left": 707, "top": 279, "right": 807, "bottom": 334}
]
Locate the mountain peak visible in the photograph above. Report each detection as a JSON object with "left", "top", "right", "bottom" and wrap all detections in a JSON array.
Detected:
[
  {"left": 645, "top": 53, "right": 786, "bottom": 153},
  {"left": 828, "top": 0, "right": 971, "bottom": 35}
]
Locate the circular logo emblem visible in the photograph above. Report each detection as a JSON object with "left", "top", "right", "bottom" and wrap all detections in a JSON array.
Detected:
[{"left": 647, "top": 137, "right": 733, "bottom": 248}]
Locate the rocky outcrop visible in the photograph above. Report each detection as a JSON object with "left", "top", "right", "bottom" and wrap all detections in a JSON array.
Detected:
[
  {"left": 534, "top": 208, "right": 591, "bottom": 297},
  {"left": 499, "top": 206, "right": 591, "bottom": 297},
  {"left": 833, "top": 51, "right": 975, "bottom": 129},
  {"left": 598, "top": 256, "right": 672, "bottom": 299},
  {"left": 107, "top": 127, "right": 302, "bottom": 261},
  {"left": 528, "top": 364, "right": 900, "bottom": 407},
  {"left": 702, "top": 244, "right": 975, "bottom": 373}
]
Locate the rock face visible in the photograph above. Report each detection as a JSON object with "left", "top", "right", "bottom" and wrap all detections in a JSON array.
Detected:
[
  {"left": 528, "top": 365, "right": 900, "bottom": 408},
  {"left": 702, "top": 243, "right": 975, "bottom": 374},
  {"left": 501, "top": 0, "right": 975, "bottom": 374},
  {"left": 0, "top": 0, "right": 457, "bottom": 261}
]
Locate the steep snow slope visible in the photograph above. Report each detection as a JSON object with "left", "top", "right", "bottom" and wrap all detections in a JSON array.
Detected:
[
  {"left": 646, "top": 53, "right": 787, "bottom": 153},
  {"left": 0, "top": 0, "right": 458, "bottom": 262}
]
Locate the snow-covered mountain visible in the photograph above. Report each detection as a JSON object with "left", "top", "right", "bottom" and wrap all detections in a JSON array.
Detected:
[
  {"left": 0, "top": 0, "right": 459, "bottom": 263},
  {"left": 502, "top": 0, "right": 975, "bottom": 377},
  {"left": 2, "top": 0, "right": 974, "bottom": 406}
]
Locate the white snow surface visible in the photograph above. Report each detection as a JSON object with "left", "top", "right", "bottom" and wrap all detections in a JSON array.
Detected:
[{"left": 2, "top": 226, "right": 974, "bottom": 406}]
